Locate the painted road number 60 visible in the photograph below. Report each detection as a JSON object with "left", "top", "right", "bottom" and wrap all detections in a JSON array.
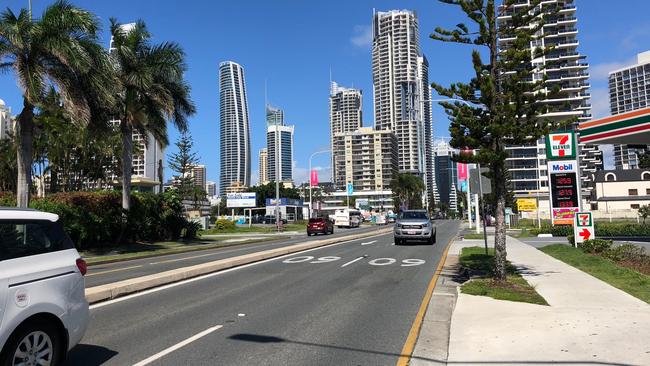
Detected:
[{"left": 282, "top": 256, "right": 425, "bottom": 267}]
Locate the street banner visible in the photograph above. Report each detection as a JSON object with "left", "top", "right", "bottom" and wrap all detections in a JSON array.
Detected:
[
  {"left": 516, "top": 198, "right": 537, "bottom": 212},
  {"left": 226, "top": 192, "right": 256, "bottom": 208},
  {"left": 574, "top": 211, "right": 595, "bottom": 246},
  {"left": 310, "top": 170, "right": 318, "bottom": 187},
  {"left": 545, "top": 132, "right": 577, "bottom": 160},
  {"left": 458, "top": 163, "right": 468, "bottom": 181},
  {"left": 548, "top": 159, "right": 580, "bottom": 225}
]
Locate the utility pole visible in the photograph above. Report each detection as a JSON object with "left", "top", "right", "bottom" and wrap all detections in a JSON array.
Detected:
[
  {"left": 477, "top": 163, "right": 489, "bottom": 255},
  {"left": 275, "top": 122, "right": 281, "bottom": 232}
]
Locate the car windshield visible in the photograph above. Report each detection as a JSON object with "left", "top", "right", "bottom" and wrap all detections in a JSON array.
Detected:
[
  {"left": 400, "top": 211, "right": 428, "bottom": 220},
  {"left": 309, "top": 218, "right": 324, "bottom": 223}
]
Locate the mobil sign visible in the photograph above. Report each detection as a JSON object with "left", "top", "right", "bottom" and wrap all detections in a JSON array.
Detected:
[
  {"left": 549, "top": 161, "right": 576, "bottom": 174},
  {"left": 546, "top": 132, "right": 577, "bottom": 160}
]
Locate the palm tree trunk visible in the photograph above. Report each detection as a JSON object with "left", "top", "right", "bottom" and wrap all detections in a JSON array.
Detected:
[
  {"left": 120, "top": 120, "right": 132, "bottom": 211},
  {"left": 492, "top": 159, "right": 508, "bottom": 282},
  {"left": 16, "top": 101, "right": 35, "bottom": 208}
]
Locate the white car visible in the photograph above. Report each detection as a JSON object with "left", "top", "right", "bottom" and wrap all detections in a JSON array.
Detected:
[{"left": 0, "top": 208, "right": 89, "bottom": 366}]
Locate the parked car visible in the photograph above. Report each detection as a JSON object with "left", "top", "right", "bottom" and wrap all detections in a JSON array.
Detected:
[
  {"left": 262, "top": 215, "right": 287, "bottom": 225},
  {"left": 307, "top": 217, "right": 334, "bottom": 236},
  {"left": 394, "top": 209, "right": 437, "bottom": 245},
  {"left": 0, "top": 208, "right": 89, "bottom": 366}
]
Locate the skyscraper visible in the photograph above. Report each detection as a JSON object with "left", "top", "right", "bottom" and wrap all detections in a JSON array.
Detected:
[
  {"left": 205, "top": 181, "right": 217, "bottom": 197},
  {"left": 190, "top": 165, "right": 207, "bottom": 191},
  {"left": 259, "top": 148, "right": 269, "bottom": 185},
  {"left": 498, "top": 0, "right": 602, "bottom": 202},
  {"left": 609, "top": 51, "right": 650, "bottom": 169},
  {"left": 266, "top": 104, "right": 284, "bottom": 127},
  {"left": 219, "top": 61, "right": 251, "bottom": 195},
  {"left": 329, "top": 81, "right": 363, "bottom": 186},
  {"left": 372, "top": 9, "right": 433, "bottom": 199},
  {"left": 433, "top": 140, "right": 458, "bottom": 212},
  {"left": 267, "top": 125, "right": 294, "bottom": 184},
  {"left": 0, "top": 99, "right": 14, "bottom": 141}
]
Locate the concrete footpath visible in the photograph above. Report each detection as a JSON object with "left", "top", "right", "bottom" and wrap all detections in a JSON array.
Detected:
[{"left": 412, "top": 236, "right": 650, "bottom": 366}]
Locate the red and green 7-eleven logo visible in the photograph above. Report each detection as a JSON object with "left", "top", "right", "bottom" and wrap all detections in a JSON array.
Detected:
[{"left": 546, "top": 133, "right": 576, "bottom": 159}]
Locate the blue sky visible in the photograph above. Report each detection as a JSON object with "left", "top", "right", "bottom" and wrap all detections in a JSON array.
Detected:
[{"left": 2, "top": 0, "right": 649, "bottom": 184}]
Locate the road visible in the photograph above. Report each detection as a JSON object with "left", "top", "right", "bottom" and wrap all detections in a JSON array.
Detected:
[
  {"left": 85, "top": 225, "right": 382, "bottom": 287},
  {"left": 66, "top": 220, "right": 460, "bottom": 366}
]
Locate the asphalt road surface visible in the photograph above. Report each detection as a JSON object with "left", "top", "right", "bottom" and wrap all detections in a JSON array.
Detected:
[
  {"left": 66, "top": 220, "right": 460, "bottom": 366},
  {"left": 85, "top": 225, "right": 383, "bottom": 287}
]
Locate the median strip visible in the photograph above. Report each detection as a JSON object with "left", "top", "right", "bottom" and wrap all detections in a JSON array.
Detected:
[{"left": 86, "top": 228, "right": 393, "bottom": 304}]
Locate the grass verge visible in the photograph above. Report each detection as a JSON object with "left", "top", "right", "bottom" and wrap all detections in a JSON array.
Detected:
[
  {"left": 540, "top": 244, "right": 650, "bottom": 304},
  {"left": 201, "top": 223, "right": 306, "bottom": 235},
  {"left": 82, "top": 236, "right": 287, "bottom": 265},
  {"left": 462, "top": 233, "right": 488, "bottom": 240},
  {"left": 459, "top": 247, "right": 548, "bottom": 305}
]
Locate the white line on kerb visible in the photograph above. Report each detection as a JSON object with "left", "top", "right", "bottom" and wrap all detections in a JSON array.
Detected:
[
  {"left": 361, "top": 240, "right": 377, "bottom": 245},
  {"left": 132, "top": 325, "right": 223, "bottom": 366},
  {"left": 341, "top": 256, "right": 367, "bottom": 267}
]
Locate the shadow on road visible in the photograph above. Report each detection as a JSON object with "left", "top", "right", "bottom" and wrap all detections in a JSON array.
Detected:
[{"left": 64, "top": 344, "right": 118, "bottom": 365}]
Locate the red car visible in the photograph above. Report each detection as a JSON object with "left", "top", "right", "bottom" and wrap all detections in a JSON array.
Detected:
[{"left": 307, "top": 217, "right": 334, "bottom": 236}]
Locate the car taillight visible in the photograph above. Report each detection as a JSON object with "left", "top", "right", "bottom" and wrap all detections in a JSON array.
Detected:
[{"left": 76, "top": 258, "right": 87, "bottom": 276}]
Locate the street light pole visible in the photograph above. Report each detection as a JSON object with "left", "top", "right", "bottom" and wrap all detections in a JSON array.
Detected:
[
  {"left": 275, "top": 123, "right": 281, "bottom": 232},
  {"left": 308, "top": 149, "right": 330, "bottom": 219}
]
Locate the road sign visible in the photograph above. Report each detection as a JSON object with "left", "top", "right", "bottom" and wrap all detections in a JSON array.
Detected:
[
  {"left": 347, "top": 182, "right": 354, "bottom": 196},
  {"left": 226, "top": 192, "right": 256, "bottom": 208},
  {"left": 546, "top": 132, "right": 577, "bottom": 160},
  {"left": 469, "top": 168, "right": 491, "bottom": 194},
  {"left": 574, "top": 211, "right": 595, "bottom": 246}
]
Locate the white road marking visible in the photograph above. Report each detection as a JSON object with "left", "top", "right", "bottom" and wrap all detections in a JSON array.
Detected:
[
  {"left": 340, "top": 256, "right": 367, "bottom": 267},
  {"left": 361, "top": 240, "right": 377, "bottom": 245},
  {"left": 132, "top": 325, "right": 223, "bottom": 366},
  {"left": 368, "top": 258, "right": 396, "bottom": 266},
  {"left": 86, "top": 265, "right": 143, "bottom": 277},
  {"left": 238, "top": 313, "right": 246, "bottom": 317},
  {"left": 89, "top": 232, "right": 391, "bottom": 310}
]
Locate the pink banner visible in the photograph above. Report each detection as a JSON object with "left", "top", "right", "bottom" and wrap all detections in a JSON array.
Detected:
[
  {"left": 457, "top": 163, "right": 468, "bottom": 181},
  {"left": 310, "top": 170, "right": 318, "bottom": 187}
]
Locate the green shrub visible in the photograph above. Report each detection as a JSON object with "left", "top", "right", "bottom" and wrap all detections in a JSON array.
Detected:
[
  {"left": 182, "top": 221, "right": 202, "bottom": 239},
  {"left": 0, "top": 191, "right": 16, "bottom": 206},
  {"left": 214, "top": 219, "right": 236, "bottom": 231},
  {"left": 603, "top": 243, "right": 646, "bottom": 262},
  {"left": 567, "top": 234, "right": 575, "bottom": 246},
  {"left": 578, "top": 239, "right": 613, "bottom": 254},
  {"left": 594, "top": 222, "right": 650, "bottom": 237},
  {"left": 530, "top": 224, "right": 572, "bottom": 236}
]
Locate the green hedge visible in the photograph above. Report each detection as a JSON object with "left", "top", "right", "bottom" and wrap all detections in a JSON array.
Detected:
[
  {"left": 532, "top": 222, "right": 650, "bottom": 237},
  {"left": 1, "top": 190, "right": 194, "bottom": 249}
]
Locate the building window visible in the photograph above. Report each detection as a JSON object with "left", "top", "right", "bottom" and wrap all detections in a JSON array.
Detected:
[
  {"left": 642, "top": 172, "right": 650, "bottom": 180},
  {"left": 631, "top": 204, "right": 640, "bottom": 209},
  {"left": 647, "top": 188, "right": 650, "bottom": 195},
  {"left": 629, "top": 189, "right": 638, "bottom": 196},
  {"left": 605, "top": 173, "right": 616, "bottom": 181}
]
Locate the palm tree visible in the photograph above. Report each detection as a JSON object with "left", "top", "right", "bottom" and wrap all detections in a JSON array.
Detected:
[
  {"left": 0, "top": 1, "right": 114, "bottom": 207},
  {"left": 108, "top": 19, "right": 195, "bottom": 211},
  {"left": 391, "top": 173, "right": 425, "bottom": 211}
]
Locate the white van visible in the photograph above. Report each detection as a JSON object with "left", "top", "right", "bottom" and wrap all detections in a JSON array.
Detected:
[
  {"left": 0, "top": 208, "right": 89, "bottom": 366},
  {"left": 334, "top": 208, "right": 362, "bottom": 228}
]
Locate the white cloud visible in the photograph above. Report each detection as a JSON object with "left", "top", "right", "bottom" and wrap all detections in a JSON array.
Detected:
[
  {"left": 590, "top": 87, "right": 610, "bottom": 119},
  {"left": 589, "top": 57, "right": 636, "bottom": 82},
  {"left": 350, "top": 25, "right": 372, "bottom": 48}
]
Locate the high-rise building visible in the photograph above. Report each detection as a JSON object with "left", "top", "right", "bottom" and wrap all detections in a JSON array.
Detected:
[
  {"left": 259, "top": 148, "right": 269, "bottom": 185},
  {"left": 267, "top": 124, "right": 294, "bottom": 184},
  {"left": 205, "top": 181, "right": 217, "bottom": 197},
  {"left": 329, "top": 81, "right": 363, "bottom": 186},
  {"left": 266, "top": 104, "right": 284, "bottom": 127},
  {"left": 190, "top": 165, "right": 207, "bottom": 191},
  {"left": 372, "top": 9, "right": 433, "bottom": 199},
  {"left": 219, "top": 61, "right": 251, "bottom": 195},
  {"left": 0, "top": 99, "right": 14, "bottom": 140},
  {"left": 609, "top": 51, "right": 650, "bottom": 169},
  {"left": 433, "top": 140, "right": 458, "bottom": 212},
  {"left": 332, "top": 127, "right": 398, "bottom": 192},
  {"left": 498, "top": 0, "right": 602, "bottom": 202}
]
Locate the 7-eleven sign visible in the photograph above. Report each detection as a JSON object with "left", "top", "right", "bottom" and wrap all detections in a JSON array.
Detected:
[
  {"left": 546, "top": 132, "right": 577, "bottom": 160},
  {"left": 574, "top": 211, "right": 595, "bottom": 246},
  {"left": 576, "top": 213, "right": 592, "bottom": 227}
]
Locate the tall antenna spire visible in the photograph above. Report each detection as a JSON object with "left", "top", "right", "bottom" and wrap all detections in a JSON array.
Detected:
[
  {"left": 264, "top": 78, "right": 268, "bottom": 109},
  {"left": 29, "top": 0, "right": 32, "bottom": 20}
]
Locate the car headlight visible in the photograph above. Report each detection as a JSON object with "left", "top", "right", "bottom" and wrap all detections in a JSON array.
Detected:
[{"left": 421, "top": 222, "right": 429, "bottom": 228}]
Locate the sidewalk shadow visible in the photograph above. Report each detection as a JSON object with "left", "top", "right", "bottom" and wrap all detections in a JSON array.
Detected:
[
  {"left": 228, "top": 333, "right": 637, "bottom": 365},
  {"left": 515, "top": 264, "right": 561, "bottom": 277}
]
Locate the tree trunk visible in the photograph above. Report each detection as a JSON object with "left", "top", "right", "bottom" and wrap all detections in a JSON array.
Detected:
[
  {"left": 492, "top": 159, "right": 508, "bottom": 281},
  {"left": 16, "top": 101, "right": 35, "bottom": 208},
  {"left": 120, "top": 121, "right": 133, "bottom": 211}
]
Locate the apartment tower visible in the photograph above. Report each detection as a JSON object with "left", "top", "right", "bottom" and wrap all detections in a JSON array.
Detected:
[
  {"left": 329, "top": 81, "right": 363, "bottom": 187},
  {"left": 0, "top": 100, "right": 13, "bottom": 140},
  {"left": 372, "top": 10, "right": 433, "bottom": 200},
  {"left": 498, "top": 0, "right": 602, "bottom": 204},
  {"left": 259, "top": 148, "right": 269, "bottom": 185},
  {"left": 219, "top": 61, "right": 251, "bottom": 195},
  {"left": 608, "top": 51, "right": 650, "bottom": 169}
]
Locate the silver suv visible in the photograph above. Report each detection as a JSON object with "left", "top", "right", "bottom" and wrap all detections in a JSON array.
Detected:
[
  {"left": 0, "top": 208, "right": 89, "bottom": 366},
  {"left": 394, "top": 209, "right": 437, "bottom": 245}
]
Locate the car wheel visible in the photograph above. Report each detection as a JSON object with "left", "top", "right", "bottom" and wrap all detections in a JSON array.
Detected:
[
  {"left": 394, "top": 237, "right": 400, "bottom": 246},
  {"left": 1, "top": 321, "right": 62, "bottom": 366},
  {"left": 431, "top": 232, "right": 437, "bottom": 245}
]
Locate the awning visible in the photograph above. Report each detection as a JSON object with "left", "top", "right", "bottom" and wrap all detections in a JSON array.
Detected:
[{"left": 579, "top": 107, "right": 650, "bottom": 145}]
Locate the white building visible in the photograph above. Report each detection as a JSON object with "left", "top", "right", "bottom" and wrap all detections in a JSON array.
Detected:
[
  {"left": 609, "top": 51, "right": 650, "bottom": 169},
  {"left": 0, "top": 100, "right": 14, "bottom": 140},
  {"left": 205, "top": 181, "right": 217, "bottom": 197},
  {"left": 219, "top": 61, "right": 251, "bottom": 195},
  {"left": 258, "top": 148, "right": 269, "bottom": 185},
  {"left": 498, "top": 0, "right": 602, "bottom": 201},
  {"left": 267, "top": 124, "right": 294, "bottom": 184},
  {"left": 329, "top": 81, "right": 363, "bottom": 187},
  {"left": 592, "top": 169, "right": 650, "bottom": 218},
  {"left": 190, "top": 165, "right": 207, "bottom": 191},
  {"left": 372, "top": 9, "right": 433, "bottom": 201}
]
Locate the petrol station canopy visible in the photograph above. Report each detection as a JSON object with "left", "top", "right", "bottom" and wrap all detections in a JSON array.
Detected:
[{"left": 579, "top": 107, "right": 650, "bottom": 145}]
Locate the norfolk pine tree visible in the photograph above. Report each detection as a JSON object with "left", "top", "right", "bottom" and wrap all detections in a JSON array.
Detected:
[
  {"left": 430, "top": 0, "right": 572, "bottom": 280},
  {"left": 168, "top": 131, "right": 200, "bottom": 200}
]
